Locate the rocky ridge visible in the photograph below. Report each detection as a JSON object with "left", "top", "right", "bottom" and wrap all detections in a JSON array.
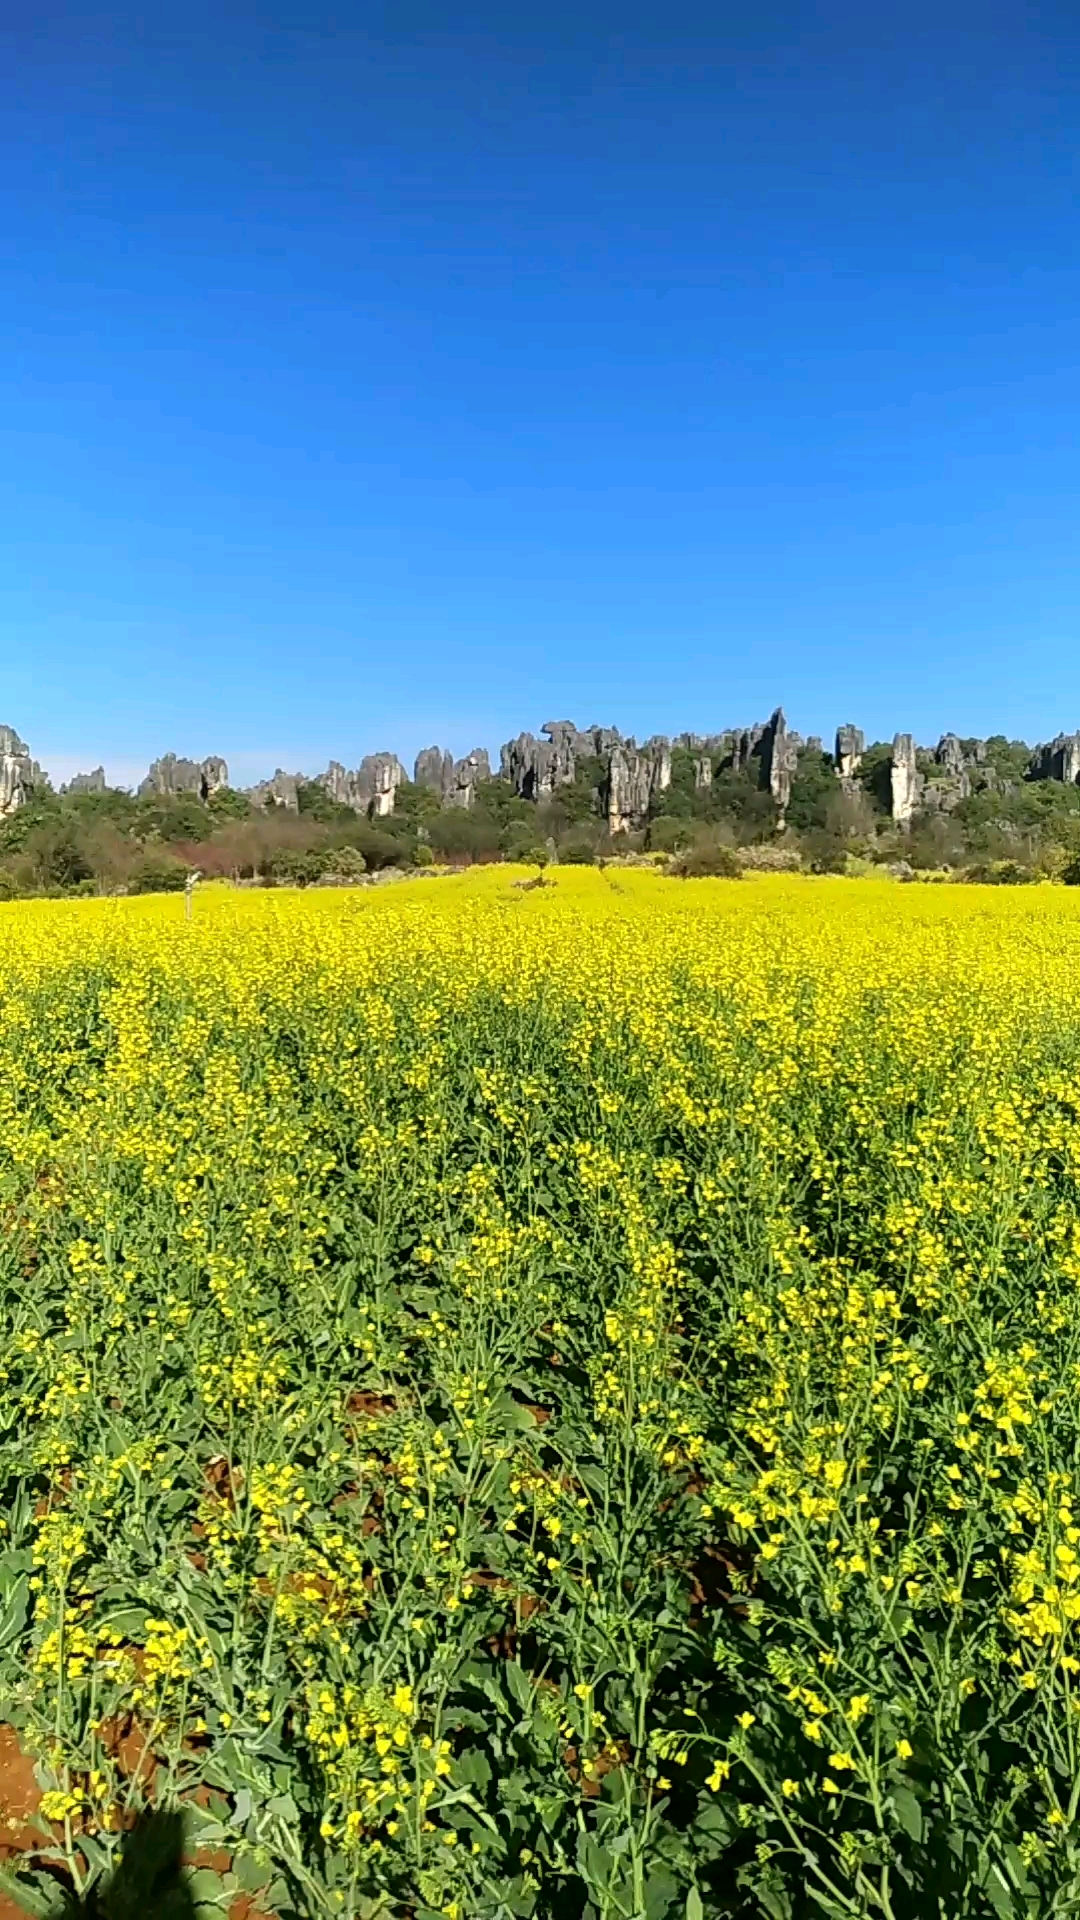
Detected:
[{"left": 2, "top": 714, "right": 1078, "bottom": 828}]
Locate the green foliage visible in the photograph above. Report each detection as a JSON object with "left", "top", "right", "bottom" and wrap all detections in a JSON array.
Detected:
[
  {"left": 786, "top": 751, "right": 839, "bottom": 831},
  {"left": 980, "top": 735, "right": 1032, "bottom": 780},
  {"left": 856, "top": 743, "right": 895, "bottom": 813},
  {"left": 295, "top": 780, "right": 357, "bottom": 823},
  {"left": 127, "top": 856, "right": 188, "bottom": 894},
  {"left": 800, "top": 828, "right": 850, "bottom": 873},
  {"left": 955, "top": 779, "right": 1080, "bottom": 859},
  {"left": 137, "top": 796, "right": 218, "bottom": 844},
  {"left": 963, "top": 858, "right": 1039, "bottom": 885},
  {"left": 322, "top": 845, "right": 367, "bottom": 880},
  {"left": 500, "top": 820, "right": 542, "bottom": 862},
  {"left": 538, "top": 756, "right": 610, "bottom": 831},
  {"left": 648, "top": 815, "right": 695, "bottom": 854},
  {"left": 393, "top": 779, "right": 443, "bottom": 827},
  {"left": 428, "top": 807, "right": 502, "bottom": 863},
  {"left": 0, "top": 795, "right": 63, "bottom": 854},
  {"left": 63, "top": 786, "right": 139, "bottom": 827},
  {"left": 558, "top": 837, "right": 598, "bottom": 865},
  {"left": 670, "top": 841, "right": 742, "bottom": 877},
  {"left": 350, "top": 825, "right": 406, "bottom": 871},
  {"left": 650, "top": 747, "right": 700, "bottom": 821},
  {"left": 206, "top": 786, "right": 252, "bottom": 821},
  {"left": 470, "top": 777, "right": 532, "bottom": 831}
]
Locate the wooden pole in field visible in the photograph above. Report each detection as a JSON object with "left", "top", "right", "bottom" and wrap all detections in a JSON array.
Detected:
[{"left": 184, "top": 870, "right": 201, "bottom": 921}]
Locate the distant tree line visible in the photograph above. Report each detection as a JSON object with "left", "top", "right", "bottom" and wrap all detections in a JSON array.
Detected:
[{"left": 5, "top": 740, "right": 1080, "bottom": 898}]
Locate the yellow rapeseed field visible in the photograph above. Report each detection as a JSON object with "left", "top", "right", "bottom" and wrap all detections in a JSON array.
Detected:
[{"left": 3, "top": 868, "right": 1080, "bottom": 1917}]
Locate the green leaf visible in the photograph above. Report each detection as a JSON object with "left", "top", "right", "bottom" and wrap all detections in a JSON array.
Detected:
[
  {"left": 185, "top": 1865, "right": 228, "bottom": 1905},
  {"left": 454, "top": 1747, "right": 492, "bottom": 1791},
  {"left": 891, "top": 1786, "right": 923, "bottom": 1843},
  {"left": 686, "top": 1892, "right": 704, "bottom": 1920},
  {"left": 0, "top": 1868, "right": 56, "bottom": 1919},
  {"left": 643, "top": 1867, "right": 678, "bottom": 1917},
  {"left": 232, "top": 1849, "right": 272, "bottom": 1893},
  {"left": 983, "top": 1863, "right": 1022, "bottom": 1919},
  {"left": 506, "top": 1661, "right": 534, "bottom": 1714},
  {"left": 0, "top": 1575, "right": 27, "bottom": 1649}
]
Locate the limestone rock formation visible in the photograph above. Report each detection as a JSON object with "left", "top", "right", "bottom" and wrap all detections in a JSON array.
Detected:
[
  {"left": 249, "top": 769, "right": 301, "bottom": 811},
  {"left": 499, "top": 732, "right": 548, "bottom": 800},
  {"left": 730, "top": 724, "right": 766, "bottom": 773},
  {"left": 139, "top": 754, "right": 229, "bottom": 803},
  {"left": 411, "top": 746, "right": 491, "bottom": 808},
  {"left": 604, "top": 739, "right": 672, "bottom": 833},
  {"left": 918, "top": 734, "right": 973, "bottom": 811},
  {"left": 0, "top": 726, "right": 39, "bottom": 817},
  {"left": 63, "top": 768, "right": 107, "bottom": 796},
  {"left": 316, "top": 754, "right": 406, "bottom": 817},
  {"left": 890, "top": 734, "right": 922, "bottom": 824},
  {"left": 414, "top": 747, "right": 454, "bottom": 798},
  {"left": 644, "top": 736, "right": 672, "bottom": 800},
  {"left": 677, "top": 731, "right": 735, "bottom": 760},
  {"left": 539, "top": 721, "right": 584, "bottom": 791},
  {"left": 834, "top": 725, "right": 864, "bottom": 781},
  {"left": 43, "top": 708, "right": 1080, "bottom": 838},
  {"left": 1030, "top": 733, "right": 1080, "bottom": 785},
  {"left": 363, "top": 753, "right": 406, "bottom": 818},
  {"left": 499, "top": 721, "right": 619, "bottom": 801},
  {"left": 447, "top": 749, "right": 491, "bottom": 808},
  {"left": 935, "top": 733, "right": 965, "bottom": 776},
  {"left": 605, "top": 745, "right": 645, "bottom": 834},
  {"left": 318, "top": 761, "right": 353, "bottom": 809},
  {"left": 758, "top": 708, "right": 800, "bottom": 817}
]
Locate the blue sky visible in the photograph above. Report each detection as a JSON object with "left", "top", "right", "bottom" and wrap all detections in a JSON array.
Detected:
[{"left": 3, "top": 0, "right": 1080, "bottom": 787}]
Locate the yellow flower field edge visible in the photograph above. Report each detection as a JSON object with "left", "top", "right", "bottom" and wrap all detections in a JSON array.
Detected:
[{"left": 2, "top": 870, "right": 1080, "bottom": 1916}]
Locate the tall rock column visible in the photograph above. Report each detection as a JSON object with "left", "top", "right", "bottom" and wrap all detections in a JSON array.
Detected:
[
  {"left": 890, "top": 734, "right": 922, "bottom": 824},
  {"left": 604, "top": 741, "right": 666, "bottom": 832},
  {"left": 0, "top": 726, "right": 37, "bottom": 817},
  {"left": 358, "top": 754, "right": 406, "bottom": 818},
  {"left": 414, "top": 747, "right": 454, "bottom": 798},
  {"left": 448, "top": 749, "right": 491, "bottom": 808},
  {"left": 605, "top": 745, "right": 636, "bottom": 834},
  {"left": 759, "top": 708, "right": 800, "bottom": 821},
  {"left": 834, "top": 725, "right": 864, "bottom": 782}
]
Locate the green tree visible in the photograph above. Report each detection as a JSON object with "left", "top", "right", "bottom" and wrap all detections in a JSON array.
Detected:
[{"left": 785, "top": 751, "right": 837, "bottom": 831}]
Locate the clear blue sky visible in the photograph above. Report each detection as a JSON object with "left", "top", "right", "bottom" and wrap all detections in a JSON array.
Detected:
[{"left": 4, "top": 0, "right": 1080, "bottom": 787}]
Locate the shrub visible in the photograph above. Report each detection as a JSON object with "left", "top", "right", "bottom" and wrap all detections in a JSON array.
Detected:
[
  {"left": 670, "top": 844, "right": 742, "bottom": 879},
  {"left": 963, "top": 859, "right": 1038, "bottom": 886},
  {"left": 799, "top": 829, "right": 849, "bottom": 874},
  {"left": 558, "top": 839, "right": 597, "bottom": 866},
  {"left": 322, "top": 846, "right": 367, "bottom": 882},
  {"left": 353, "top": 827, "right": 410, "bottom": 872},
  {"left": 126, "top": 858, "right": 188, "bottom": 895},
  {"left": 647, "top": 816, "right": 693, "bottom": 855},
  {"left": 268, "top": 850, "right": 324, "bottom": 888}
]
